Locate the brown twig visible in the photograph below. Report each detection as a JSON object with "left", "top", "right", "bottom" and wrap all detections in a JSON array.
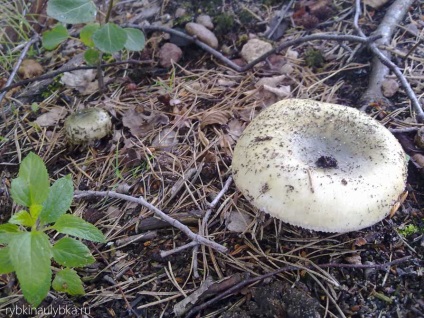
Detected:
[
  {"left": 74, "top": 190, "right": 228, "bottom": 254},
  {"left": 185, "top": 256, "right": 413, "bottom": 318},
  {"left": 159, "top": 176, "right": 233, "bottom": 258}
]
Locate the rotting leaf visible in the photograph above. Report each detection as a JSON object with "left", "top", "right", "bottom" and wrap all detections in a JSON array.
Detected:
[
  {"left": 174, "top": 277, "right": 214, "bottom": 316},
  {"left": 151, "top": 128, "right": 178, "bottom": 151},
  {"left": 227, "top": 119, "right": 245, "bottom": 142},
  {"left": 364, "top": 0, "right": 390, "bottom": 8},
  {"left": 122, "top": 109, "right": 169, "bottom": 138},
  {"left": 263, "top": 84, "right": 291, "bottom": 98},
  {"left": 18, "top": 59, "right": 44, "bottom": 79},
  {"left": 225, "top": 210, "right": 252, "bottom": 233},
  {"left": 35, "top": 107, "right": 68, "bottom": 127},
  {"left": 345, "top": 254, "right": 362, "bottom": 265},
  {"left": 250, "top": 75, "right": 292, "bottom": 106},
  {"left": 255, "top": 75, "right": 287, "bottom": 88},
  {"left": 200, "top": 110, "right": 230, "bottom": 128},
  {"left": 354, "top": 237, "right": 367, "bottom": 246},
  {"left": 293, "top": 0, "right": 334, "bottom": 29},
  {"left": 60, "top": 69, "right": 98, "bottom": 95}
]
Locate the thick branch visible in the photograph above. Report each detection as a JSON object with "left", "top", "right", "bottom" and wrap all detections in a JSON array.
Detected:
[{"left": 355, "top": 0, "right": 423, "bottom": 121}]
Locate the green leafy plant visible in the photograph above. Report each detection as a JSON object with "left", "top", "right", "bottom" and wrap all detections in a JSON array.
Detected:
[
  {"left": 0, "top": 152, "right": 106, "bottom": 307},
  {"left": 42, "top": 0, "right": 145, "bottom": 64},
  {"left": 398, "top": 223, "right": 424, "bottom": 237}
]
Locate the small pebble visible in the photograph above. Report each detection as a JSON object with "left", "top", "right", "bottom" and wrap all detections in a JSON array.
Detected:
[
  {"left": 175, "top": 8, "right": 186, "bottom": 18},
  {"left": 196, "top": 15, "right": 214, "bottom": 29},
  {"left": 381, "top": 78, "right": 399, "bottom": 97},
  {"left": 158, "top": 43, "right": 183, "bottom": 68},
  {"left": 241, "top": 38, "right": 273, "bottom": 63},
  {"left": 185, "top": 22, "right": 218, "bottom": 49}
]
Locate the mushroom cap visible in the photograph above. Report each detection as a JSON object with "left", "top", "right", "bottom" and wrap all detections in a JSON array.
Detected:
[
  {"left": 64, "top": 108, "right": 112, "bottom": 144},
  {"left": 232, "top": 99, "right": 407, "bottom": 232}
]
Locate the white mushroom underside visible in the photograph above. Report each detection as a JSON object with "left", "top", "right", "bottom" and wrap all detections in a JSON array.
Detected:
[{"left": 232, "top": 99, "right": 407, "bottom": 232}]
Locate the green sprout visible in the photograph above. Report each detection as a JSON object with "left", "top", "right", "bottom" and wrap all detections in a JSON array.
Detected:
[
  {"left": 42, "top": 0, "right": 145, "bottom": 65},
  {"left": 0, "top": 152, "right": 106, "bottom": 307},
  {"left": 398, "top": 223, "right": 423, "bottom": 237}
]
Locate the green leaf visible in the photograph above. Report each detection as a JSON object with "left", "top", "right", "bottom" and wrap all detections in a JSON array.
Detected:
[
  {"left": 30, "top": 204, "right": 43, "bottom": 219},
  {"left": 0, "top": 247, "right": 14, "bottom": 274},
  {"left": 52, "top": 268, "right": 85, "bottom": 295},
  {"left": 52, "top": 214, "right": 106, "bottom": 243},
  {"left": 40, "top": 175, "right": 74, "bottom": 224},
  {"left": 92, "top": 23, "right": 127, "bottom": 53},
  {"left": 10, "top": 178, "right": 29, "bottom": 206},
  {"left": 9, "top": 210, "right": 35, "bottom": 227},
  {"left": 53, "top": 237, "right": 95, "bottom": 267},
  {"left": 10, "top": 152, "right": 50, "bottom": 207},
  {"left": 42, "top": 24, "right": 68, "bottom": 50},
  {"left": 124, "top": 28, "right": 145, "bottom": 51},
  {"left": 80, "top": 23, "right": 100, "bottom": 47},
  {"left": 9, "top": 232, "right": 52, "bottom": 307},
  {"left": 31, "top": 102, "right": 40, "bottom": 112},
  {"left": 47, "top": 0, "right": 97, "bottom": 24},
  {"left": 84, "top": 48, "right": 101, "bottom": 65},
  {"left": 0, "top": 223, "right": 19, "bottom": 244}
]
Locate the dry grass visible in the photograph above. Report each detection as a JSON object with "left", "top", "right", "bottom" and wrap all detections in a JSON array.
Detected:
[{"left": 1, "top": 0, "right": 423, "bottom": 317}]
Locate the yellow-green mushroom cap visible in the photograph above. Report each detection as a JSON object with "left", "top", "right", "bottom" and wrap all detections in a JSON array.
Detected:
[
  {"left": 64, "top": 108, "right": 112, "bottom": 144},
  {"left": 232, "top": 99, "right": 407, "bottom": 232}
]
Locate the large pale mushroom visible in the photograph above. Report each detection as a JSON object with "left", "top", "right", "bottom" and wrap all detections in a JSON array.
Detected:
[{"left": 232, "top": 99, "right": 407, "bottom": 232}]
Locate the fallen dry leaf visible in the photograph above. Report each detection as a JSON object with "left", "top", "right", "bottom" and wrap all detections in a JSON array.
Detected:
[
  {"left": 354, "top": 237, "right": 368, "bottom": 247},
  {"left": 219, "top": 133, "right": 235, "bottom": 149},
  {"left": 227, "top": 119, "right": 245, "bottom": 142},
  {"left": 344, "top": 254, "right": 362, "bottom": 265},
  {"left": 34, "top": 107, "right": 68, "bottom": 127},
  {"left": 122, "top": 109, "right": 169, "bottom": 138},
  {"left": 171, "top": 105, "right": 192, "bottom": 128},
  {"left": 225, "top": 210, "right": 252, "bottom": 233},
  {"left": 411, "top": 154, "right": 424, "bottom": 169},
  {"left": 61, "top": 69, "right": 98, "bottom": 95},
  {"left": 200, "top": 110, "right": 230, "bottom": 128},
  {"left": 255, "top": 74, "right": 286, "bottom": 88},
  {"left": 217, "top": 78, "right": 238, "bottom": 87},
  {"left": 174, "top": 277, "right": 214, "bottom": 316},
  {"left": 18, "top": 59, "right": 44, "bottom": 79},
  {"left": 293, "top": 0, "right": 334, "bottom": 29},
  {"left": 263, "top": 84, "right": 291, "bottom": 98},
  {"left": 250, "top": 75, "right": 292, "bottom": 106},
  {"left": 364, "top": 0, "right": 390, "bottom": 8},
  {"left": 151, "top": 127, "right": 178, "bottom": 151}
]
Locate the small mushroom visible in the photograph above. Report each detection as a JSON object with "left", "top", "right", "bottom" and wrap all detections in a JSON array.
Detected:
[
  {"left": 232, "top": 99, "right": 407, "bottom": 232},
  {"left": 64, "top": 108, "right": 112, "bottom": 144}
]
